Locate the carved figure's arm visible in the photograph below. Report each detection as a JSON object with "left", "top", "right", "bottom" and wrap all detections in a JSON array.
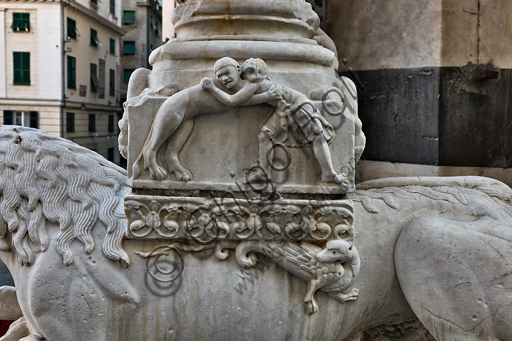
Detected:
[
  {"left": 202, "top": 78, "right": 259, "bottom": 107},
  {"left": 242, "top": 85, "right": 282, "bottom": 106}
]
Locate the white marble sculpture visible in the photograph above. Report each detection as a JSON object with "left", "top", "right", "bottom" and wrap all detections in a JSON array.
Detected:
[
  {"left": 1, "top": 1, "right": 510, "bottom": 340},
  {"left": 1, "top": 126, "right": 512, "bottom": 340}
]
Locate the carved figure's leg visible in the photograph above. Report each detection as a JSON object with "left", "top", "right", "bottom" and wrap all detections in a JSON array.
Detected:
[
  {"left": 304, "top": 279, "right": 319, "bottom": 314},
  {"left": 311, "top": 133, "right": 344, "bottom": 184},
  {"left": 165, "top": 119, "right": 194, "bottom": 181},
  {"left": 141, "top": 98, "right": 185, "bottom": 180},
  {"left": 395, "top": 216, "right": 512, "bottom": 341},
  {"left": 245, "top": 124, "right": 274, "bottom": 184}
]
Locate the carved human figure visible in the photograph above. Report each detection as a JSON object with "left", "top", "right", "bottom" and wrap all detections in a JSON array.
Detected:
[
  {"left": 202, "top": 58, "right": 346, "bottom": 185},
  {"left": 133, "top": 57, "right": 279, "bottom": 180}
]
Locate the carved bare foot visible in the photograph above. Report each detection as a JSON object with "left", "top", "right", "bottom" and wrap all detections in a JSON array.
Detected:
[
  {"left": 305, "top": 298, "right": 318, "bottom": 314},
  {"left": 323, "top": 173, "right": 350, "bottom": 190},
  {"left": 168, "top": 158, "right": 192, "bottom": 182}
]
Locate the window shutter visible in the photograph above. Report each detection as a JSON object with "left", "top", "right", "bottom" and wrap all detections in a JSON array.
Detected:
[
  {"left": 109, "top": 69, "right": 115, "bottom": 96},
  {"left": 110, "top": 0, "right": 115, "bottom": 14},
  {"left": 67, "top": 18, "right": 76, "bottom": 39},
  {"left": 29, "top": 111, "right": 38, "bottom": 129},
  {"left": 67, "top": 56, "right": 76, "bottom": 88},
  {"left": 13, "top": 52, "right": 21, "bottom": 84},
  {"left": 122, "top": 11, "right": 135, "bottom": 25},
  {"left": 110, "top": 38, "right": 115, "bottom": 55},
  {"left": 90, "top": 29, "right": 101, "bottom": 46},
  {"left": 122, "top": 41, "right": 135, "bottom": 55},
  {"left": 22, "top": 52, "right": 30, "bottom": 85},
  {"left": 123, "top": 69, "right": 134, "bottom": 84},
  {"left": 20, "top": 13, "right": 30, "bottom": 31},
  {"left": 3, "top": 111, "right": 13, "bottom": 125}
]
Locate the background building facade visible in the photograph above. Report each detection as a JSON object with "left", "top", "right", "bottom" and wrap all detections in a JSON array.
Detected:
[
  {"left": 120, "top": 0, "right": 162, "bottom": 103},
  {"left": 0, "top": 0, "right": 164, "bottom": 166}
]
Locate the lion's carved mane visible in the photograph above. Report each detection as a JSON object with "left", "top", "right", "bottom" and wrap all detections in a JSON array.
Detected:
[{"left": 0, "top": 126, "right": 130, "bottom": 266}]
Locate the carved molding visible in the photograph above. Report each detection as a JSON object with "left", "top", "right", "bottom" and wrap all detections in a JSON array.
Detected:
[
  {"left": 125, "top": 195, "right": 354, "bottom": 242},
  {"left": 130, "top": 195, "right": 360, "bottom": 314}
]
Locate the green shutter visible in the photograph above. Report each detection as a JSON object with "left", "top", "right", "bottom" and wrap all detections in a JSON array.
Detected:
[
  {"left": 110, "top": 0, "right": 115, "bottom": 14},
  {"left": 122, "top": 41, "right": 135, "bottom": 55},
  {"left": 11, "top": 13, "right": 30, "bottom": 32},
  {"left": 22, "top": 52, "right": 30, "bottom": 85},
  {"left": 67, "top": 18, "right": 76, "bottom": 39},
  {"left": 13, "top": 52, "right": 30, "bottom": 85},
  {"left": 3, "top": 111, "right": 13, "bottom": 125},
  {"left": 20, "top": 13, "right": 29, "bottom": 31},
  {"left": 13, "top": 52, "right": 21, "bottom": 84},
  {"left": 29, "top": 112, "right": 38, "bottom": 129},
  {"left": 122, "top": 11, "right": 135, "bottom": 25},
  {"left": 90, "top": 28, "right": 101, "bottom": 46},
  {"left": 110, "top": 38, "right": 115, "bottom": 55},
  {"left": 67, "top": 56, "right": 76, "bottom": 88},
  {"left": 109, "top": 69, "right": 115, "bottom": 96},
  {"left": 123, "top": 69, "right": 134, "bottom": 84}
]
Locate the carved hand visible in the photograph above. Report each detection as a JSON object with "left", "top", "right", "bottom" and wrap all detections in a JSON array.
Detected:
[
  {"left": 201, "top": 78, "right": 214, "bottom": 90},
  {"left": 265, "top": 85, "right": 283, "bottom": 101}
]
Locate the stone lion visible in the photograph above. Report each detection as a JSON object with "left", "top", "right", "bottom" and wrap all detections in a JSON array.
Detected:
[{"left": 1, "top": 125, "right": 512, "bottom": 341}]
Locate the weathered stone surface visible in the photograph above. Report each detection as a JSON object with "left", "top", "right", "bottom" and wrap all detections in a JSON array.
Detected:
[
  {"left": 122, "top": 0, "right": 361, "bottom": 195},
  {"left": 1, "top": 127, "right": 512, "bottom": 340}
]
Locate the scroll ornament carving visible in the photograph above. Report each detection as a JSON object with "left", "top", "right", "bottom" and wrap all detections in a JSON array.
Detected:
[{"left": 130, "top": 196, "right": 360, "bottom": 314}]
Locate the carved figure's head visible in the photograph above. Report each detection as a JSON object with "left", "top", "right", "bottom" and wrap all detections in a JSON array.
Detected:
[
  {"left": 214, "top": 57, "right": 241, "bottom": 89},
  {"left": 242, "top": 58, "right": 269, "bottom": 83},
  {"left": 315, "top": 239, "right": 354, "bottom": 263}
]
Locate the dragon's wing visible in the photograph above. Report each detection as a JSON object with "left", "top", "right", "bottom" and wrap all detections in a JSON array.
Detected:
[{"left": 262, "top": 241, "right": 320, "bottom": 280}]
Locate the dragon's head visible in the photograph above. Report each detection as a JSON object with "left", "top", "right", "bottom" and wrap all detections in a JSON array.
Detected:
[{"left": 316, "top": 240, "right": 354, "bottom": 263}]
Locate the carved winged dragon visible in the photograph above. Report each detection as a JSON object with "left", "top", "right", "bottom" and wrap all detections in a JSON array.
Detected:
[{"left": 218, "top": 238, "right": 360, "bottom": 314}]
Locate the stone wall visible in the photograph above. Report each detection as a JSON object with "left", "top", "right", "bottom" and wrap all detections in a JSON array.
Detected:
[{"left": 328, "top": 0, "right": 512, "bottom": 181}]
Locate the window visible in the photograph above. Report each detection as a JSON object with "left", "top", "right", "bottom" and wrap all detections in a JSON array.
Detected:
[
  {"left": 3, "top": 111, "right": 13, "bottom": 125},
  {"left": 108, "top": 115, "right": 114, "bottom": 132},
  {"left": 107, "top": 148, "right": 114, "bottom": 162},
  {"left": 13, "top": 52, "right": 30, "bottom": 85},
  {"left": 66, "top": 113, "right": 75, "bottom": 132},
  {"left": 109, "top": 0, "right": 115, "bottom": 15},
  {"left": 123, "top": 69, "right": 134, "bottom": 84},
  {"left": 88, "top": 114, "right": 96, "bottom": 132},
  {"left": 122, "top": 41, "right": 135, "bottom": 55},
  {"left": 90, "top": 63, "right": 99, "bottom": 93},
  {"left": 109, "top": 69, "right": 115, "bottom": 96},
  {"left": 11, "top": 13, "right": 30, "bottom": 32},
  {"left": 67, "top": 18, "right": 80, "bottom": 39},
  {"left": 67, "top": 56, "right": 76, "bottom": 89},
  {"left": 109, "top": 38, "right": 115, "bottom": 55},
  {"left": 4, "top": 111, "right": 37, "bottom": 128},
  {"left": 90, "top": 0, "right": 98, "bottom": 4},
  {"left": 90, "top": 28, "right": 101, "bottom": 47},
  {"left": 122, "top": 11, "right": 135, "bottom": 25},
  {"left": 98, "top": 59, "right": 105, "bottom": 99}
]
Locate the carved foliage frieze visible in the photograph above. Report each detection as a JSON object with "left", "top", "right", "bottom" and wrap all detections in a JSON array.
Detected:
[{"left": 125, "top": 195, "right": 354, "bottom": 243}]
